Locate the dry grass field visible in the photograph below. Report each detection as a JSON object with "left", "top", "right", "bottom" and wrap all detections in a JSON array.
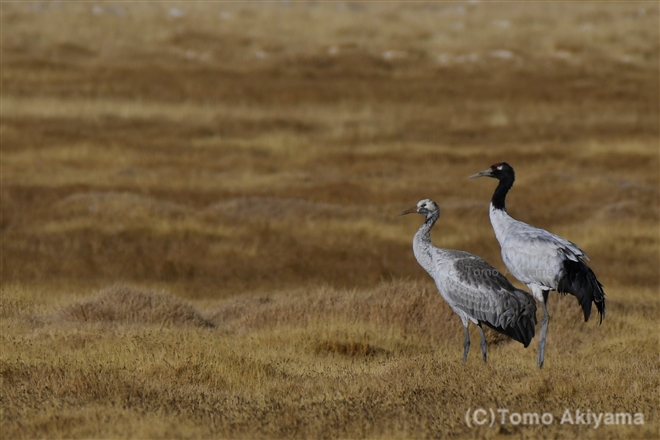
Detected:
[{"left": 1, "top": 1, "right": 659, "bottom": 439}]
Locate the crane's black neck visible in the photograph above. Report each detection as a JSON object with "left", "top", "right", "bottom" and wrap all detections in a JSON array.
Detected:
[{"left": 491, "top": 174, "right": 514, "bottom": 211}]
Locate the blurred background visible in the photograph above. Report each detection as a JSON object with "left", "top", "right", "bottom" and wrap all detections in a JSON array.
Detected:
[{"left": 2, "top": 1, "right": 658, "bottom": 299}]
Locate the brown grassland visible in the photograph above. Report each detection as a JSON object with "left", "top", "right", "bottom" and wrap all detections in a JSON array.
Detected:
[{"left": 1, "top": 1, "right": 659, "bottom": 439}]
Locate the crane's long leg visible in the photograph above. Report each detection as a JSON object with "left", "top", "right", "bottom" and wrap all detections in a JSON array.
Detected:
[
  {"left": 462, "top": 325, "right": 470, "bottom": 365},
  {"left": 477, "top": 323, "right": 487, "bottom": 363},
  {"left": 537, "top": 291, "right": 550, "bottom": 369}
]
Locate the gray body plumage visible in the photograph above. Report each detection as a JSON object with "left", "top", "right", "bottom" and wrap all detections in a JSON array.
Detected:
[
  {"left": 403, "top": 199, "right": 536, "bottom": 363},
  {"left": 472, "top": 162, "right": 605, "bottom": 368},
  {"left": 490, "top": 205, "right": 586, "bottom": 295}
]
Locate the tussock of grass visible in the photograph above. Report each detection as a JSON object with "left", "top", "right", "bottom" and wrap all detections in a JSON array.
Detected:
[
  {"left": 314, "top": 340, "right": 390, "bottom": 358},
  {"left": 56, "top": 285, "right": 213, "bottom": 328}
]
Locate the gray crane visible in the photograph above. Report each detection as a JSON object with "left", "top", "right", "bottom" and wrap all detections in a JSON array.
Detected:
[
  {"left": 400, "top": 199, "right": 537, "bottom": 364},
  {"left": 471, "top": 162, "right": 605, "bottom": 368}
]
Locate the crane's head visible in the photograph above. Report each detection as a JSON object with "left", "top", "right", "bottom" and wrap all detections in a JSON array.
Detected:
[
  {"left": 469, "top": 162, "right": 515, "bottom": 180},
  {"left": 399, "top": 199, "right": 439, "bottom": 217}
]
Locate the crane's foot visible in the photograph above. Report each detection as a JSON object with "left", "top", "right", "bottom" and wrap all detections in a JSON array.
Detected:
[{"left": 537, "top": 348, "right": 545, "bottom": 369}]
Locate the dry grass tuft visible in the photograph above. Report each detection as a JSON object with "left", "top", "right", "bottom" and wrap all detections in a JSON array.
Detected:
[
  {"left": 314, "top": 340, "right": 390, "bottom": 358},
  {"left": 56, "top": 285, "right": 213, "bottom": 328},
  {"left": 208, "top": 281, "right": 464, "bottom": 344}
]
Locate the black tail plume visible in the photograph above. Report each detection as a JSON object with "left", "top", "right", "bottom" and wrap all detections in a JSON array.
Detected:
[{"left": 557, "top": 259, "right": 606, "bottom": 323}]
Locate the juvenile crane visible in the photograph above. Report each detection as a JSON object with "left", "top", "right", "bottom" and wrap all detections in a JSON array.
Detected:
[
  {"left": 400, "top": 199, "right": 537, "bottom": 364},
  {"left": 471, "top": 162, "right": 605, "bottom": 368}
]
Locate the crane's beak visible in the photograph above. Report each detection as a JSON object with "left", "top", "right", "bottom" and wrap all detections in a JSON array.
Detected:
[
  {"left": 469, "top": 168, "right": 493, "bottom": 179},
  {"left": 398, "top": 205, "right": 418, "bottom": 216}
]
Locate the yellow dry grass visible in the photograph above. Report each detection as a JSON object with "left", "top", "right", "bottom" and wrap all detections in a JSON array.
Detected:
[{"left": 1, "top": 1, "right": 658, "bottom": 439}]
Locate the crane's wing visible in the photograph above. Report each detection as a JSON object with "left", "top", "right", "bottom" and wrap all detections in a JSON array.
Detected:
[
  {"left": 439, "top": 253, "right": 537, "bottom": 346},
  {"left": 499, "top": 220, "right": 589, "bottom": 287},
  {"left": 505, "top": 220, "right": 588, "bottom": 261},
  {"left": 498, "top": 220, "right": 604, "bottom": 323}
]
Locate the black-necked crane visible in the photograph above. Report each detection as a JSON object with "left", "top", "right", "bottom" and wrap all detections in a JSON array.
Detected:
[
  {"left": 471, "top": 162, "right": 605, "bottom": 368},
  {"left": 400, "top": 199, "right": 537, "bottom": 364}
]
